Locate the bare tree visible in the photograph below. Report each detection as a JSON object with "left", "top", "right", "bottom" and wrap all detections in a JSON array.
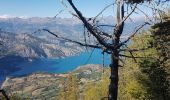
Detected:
[{"left": 37, "top": 0, "right": 169, "bottom": 100}]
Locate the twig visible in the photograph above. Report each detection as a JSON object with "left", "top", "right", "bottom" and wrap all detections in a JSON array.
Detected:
[
  {"left": 97, "top": 24, "right": 116, "bottom": 28},
  {"left": 119, "top": 48, "right": 149, "bottom": 52},
  {"left": 136, "top": 7, "right": 153, "bottom": 23},
  {"left": 66, "top": 0, "right": 113, "bottom": 49},
  {"left": 125, "top": 44, "right": 137, "bottom": 63},
  {"left": 119, "top": 54, "right": 152, "bottom": 59},
  {"left": 93, "top": 3, "right": 114, "bottom": 22},
  {"left": 54, "top": 10, "right": 64, "bottom": 18},
  {"left": 60, "top": 0, "right": 80, "bottom": 19},
  {"left": 119, "top": 22, "right": 150, "bottom": 47},
  {"left": 40, "top": 29, "right": 102, "bottom": 49},
  {"left": 116, "top": 3, "right": 137, "bottom": 28}
]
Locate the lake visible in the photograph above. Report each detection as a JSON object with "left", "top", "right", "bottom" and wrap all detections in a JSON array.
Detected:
[{"left": 0, "top": 49, "right": 110, "bottom": 85}]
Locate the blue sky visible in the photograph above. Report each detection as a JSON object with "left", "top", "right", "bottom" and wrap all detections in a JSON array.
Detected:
[
  {"left": 0, "top": 0, "right": 168, "bottom": 18},
  {"left": 0, "top": 0, "right": 115, "bottom": 18}
]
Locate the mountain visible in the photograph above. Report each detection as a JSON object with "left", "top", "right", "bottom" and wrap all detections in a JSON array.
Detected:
[
  {"left": 0, "top": 17, "right": 83, "bottom": 40},
  {"left": 0, "top": 30, "right": 83, "bottom": 59},
  {"left": 0, "top": 17, "right": 147, "bottom": 39}
]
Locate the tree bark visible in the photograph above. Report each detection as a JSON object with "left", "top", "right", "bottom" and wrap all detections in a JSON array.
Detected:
[
  {"left": 108, "top": 51, "right": 119, "bottom": 100},
  {"left": 108, "top": 0, "right": 124, "bottom": 100}
]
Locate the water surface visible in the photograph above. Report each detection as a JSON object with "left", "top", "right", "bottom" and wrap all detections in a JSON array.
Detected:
[{"left": 0, "top": 49, "right": 110, "bottom": 85}]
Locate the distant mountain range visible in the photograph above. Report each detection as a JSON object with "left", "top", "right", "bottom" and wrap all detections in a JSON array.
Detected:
[
  {"left": 0, "top": 17, "right": 149, "bottom": 57},
  {"left": 0, "top": 16, "right": 147, "bottom": 36},
  {"left": 0, "top": 17, "right": 149, "bottom": 55},
  {"left": 0, "top": 17, "right": 149, "bottom": 60}
]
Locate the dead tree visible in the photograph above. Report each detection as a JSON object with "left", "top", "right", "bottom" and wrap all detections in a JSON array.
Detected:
[
  {"left": 37, "top": 0, "right": 169, "bottom": 100},
  {"left": 58, "top": 0, "right": 146, "bottom": 100}
]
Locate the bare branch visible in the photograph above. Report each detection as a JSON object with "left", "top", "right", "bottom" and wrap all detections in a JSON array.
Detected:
[
  {"left": 142, "top": 4, "right": 166, "bottom": 13},
  {"left": 119, "top": 48, "right": 150, "bottom": 52},
  {"left": 125, "top": 44, "right": 137, "bottom": 63},
  {"left": 119, "top": 54, "right": 152, "bottom": 59},
  {"left": 83, "top": 25, "right": 87, "bottom": 49},
  {"left": 93, "top": 3, "right": 114, "bottom": 22},
  {"left": 116, "top": 3, "right": 137, "bottom": 28},
  {"left": 136, "top": 7, "right": 153, "bottom": 23},
  {"left": 119, "top": 57, "right": 126, "bottom": 65},
  {"left": 84, "top": 48, "right": 95, "bottom": 64},
  {"left": 66, "top": 0, "right": 113, "bottom": 49},
  {"left": 119, "top": 22, "right": 150, "bottom": 47},
  {"left": 54, "top": 10, "right": 64, "bottom": 18},
  {"left": 60, "top": 0, "right": 80, "bottom": 19},
  {"left": 97, "top": 24, "right": 116, "bottom": 28},
  {"left": 40, "top": 29, "right": 102, "bottom": 49}
]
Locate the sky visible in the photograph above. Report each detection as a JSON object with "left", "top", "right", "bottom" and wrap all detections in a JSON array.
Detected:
[
  {"left": 0, "top": 0, "right": 168, "bottom": 18},
  {"left": 0, "top": 0, "right": 115, "bottom": 18}
]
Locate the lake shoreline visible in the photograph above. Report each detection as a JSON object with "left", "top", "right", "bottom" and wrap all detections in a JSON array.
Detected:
[{"left": 0, "top": 49, "right": 110, "bottom": 87}]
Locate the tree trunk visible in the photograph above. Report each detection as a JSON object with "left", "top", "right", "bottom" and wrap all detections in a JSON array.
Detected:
[
  {"left": 108, "top": 0, "right": 124, "bottom": 100},
  {"left": 108, "top": 32, "right": 120, "bottom": 100},
  {"left": 108, "top": 51, "right": 119, "bottom": 100}
]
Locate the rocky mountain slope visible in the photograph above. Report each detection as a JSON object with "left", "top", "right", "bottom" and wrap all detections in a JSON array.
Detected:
[{"left": 0, "top": 30, "right": 82, "bottom": 59}]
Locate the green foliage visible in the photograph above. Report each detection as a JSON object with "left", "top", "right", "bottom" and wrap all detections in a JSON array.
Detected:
[
  {"left": 84, "top": 83, "right": 102, "bottom": 100},
  {"left": 83, "top": 68, "right": 110, "bottom": 100},
  {"left": 57, "top": 74, "right": 79, "bottom": 100},
  {"left": 141, "top": 20, "right": 170, "bottom": 100},
  {"left": 139, "top": 58, "right": 169, "bottom": 100},
  {"left": 125, "top": 80, "right": 146, "bottom": 99},
  {"left": 151, "top": 20, "right": 170, "bottom": 68},
  {"left": 118, "top": 23, "right": 170, "bottom": 100}
]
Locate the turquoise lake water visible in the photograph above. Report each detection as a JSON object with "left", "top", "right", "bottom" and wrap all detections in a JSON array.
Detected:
[
  {"left": 0, "top": 49, "right": 110, "bottom": 84},
  {"left": 12, "top": 49, "right": 110, "bottom": 75}
]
